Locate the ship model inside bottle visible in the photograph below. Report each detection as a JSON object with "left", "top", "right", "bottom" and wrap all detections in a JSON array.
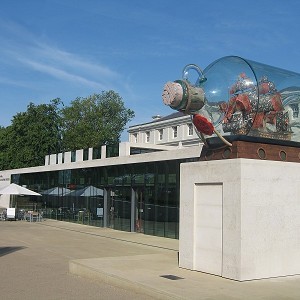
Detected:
[
  {"left": 162, "top": 56, "right": 300, "bottom": 161},
  {"left": 221, "top": 73, "right": 292, "bottom": 140}
]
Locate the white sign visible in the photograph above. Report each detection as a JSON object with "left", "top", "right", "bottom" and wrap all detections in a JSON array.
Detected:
[
  {"left": 97, "top": 208, "right": 103, "bottom": 217},
  {"left": 7, "top": 208, "right": 16, "bottom": 220}
]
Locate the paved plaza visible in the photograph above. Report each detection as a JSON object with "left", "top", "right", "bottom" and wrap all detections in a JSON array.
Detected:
[{"left": 0, "top": 219, "right": 300, "bottom": 299}]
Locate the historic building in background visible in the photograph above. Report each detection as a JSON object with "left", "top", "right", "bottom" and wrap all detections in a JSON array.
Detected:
[{"left": 128, "top": 112, "right": 201, "bottom": 147}]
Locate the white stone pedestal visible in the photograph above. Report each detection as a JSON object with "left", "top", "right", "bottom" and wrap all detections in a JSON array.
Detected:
[{"left": 179, "top": 158, "right": 300, "bottom": 281}]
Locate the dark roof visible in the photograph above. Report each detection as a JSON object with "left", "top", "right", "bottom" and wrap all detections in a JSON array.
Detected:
[
  {"left": 129, "top": 111, "right": 187, "bottom": 128},
  {"left": 151, "top": 111, "right": 185, "bottom": 122}
]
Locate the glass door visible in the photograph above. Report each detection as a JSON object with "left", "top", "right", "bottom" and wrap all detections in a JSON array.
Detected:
[{"left": 107, "top": 187, "right": 131, "bottom": 232}]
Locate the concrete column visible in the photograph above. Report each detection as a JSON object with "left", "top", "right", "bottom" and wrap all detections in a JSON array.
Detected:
[
  {"left": 119, "top": 142, "right": 130, "bottom": 156},
  {"left": 88, "top": 148, "right": 93, "bottom": 160},
  {"left": 103, "top": 188, "right": 108, "bottom": 227},
  {"left": 64, "top": 151, "right": 71, "bottom": 163},
  {"left": 130, "top": 188, "right": 136, "bottom": 232},
  {"left": 76, "top": 149, "right": 83, "bottom": 162},
  {"left": 101, "top": 145, "right": 106, "bottom": 159},
  {"left": 49, "top": 154, "right": 57, "bottom": 165}
]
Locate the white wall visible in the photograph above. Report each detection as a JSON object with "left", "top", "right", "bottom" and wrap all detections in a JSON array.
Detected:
[
  {"left": 180, "top": 159, "right": 300, "bottom": 281},
  {"left": 0, "top": 171, "right": 11, "bottom": 208}
]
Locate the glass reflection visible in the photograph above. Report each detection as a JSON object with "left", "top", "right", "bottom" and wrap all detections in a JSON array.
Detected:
[{"left": 14, "top": 159, "right": 192, "bottom": 239}]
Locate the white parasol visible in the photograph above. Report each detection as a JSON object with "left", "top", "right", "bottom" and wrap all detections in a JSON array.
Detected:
[{"left": 0, "top": 183, "right": 41, "bottom": 196}]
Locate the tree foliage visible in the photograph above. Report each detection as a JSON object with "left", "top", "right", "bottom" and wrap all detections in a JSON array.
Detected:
[
  {"left": 0, "top": 126, "right": 10, "bottom": 170},
  {"left": 0, "top": 91, "right": 135, "bottom": 170},
  {"left": 61, "top": 91, "right": 135, "bottom": 150},
  {"left": 2, "top": 99, "right": 62, "bottom": 169}
]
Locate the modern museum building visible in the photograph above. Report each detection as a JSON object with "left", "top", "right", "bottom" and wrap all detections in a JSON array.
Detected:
[{"left": 0, "top": 112, "right": 200, "bottom": 239}]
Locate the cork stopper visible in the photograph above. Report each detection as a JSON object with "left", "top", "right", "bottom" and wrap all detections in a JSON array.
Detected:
[{"left": 162, "top": 81, "right": 183, "bottom": 108}]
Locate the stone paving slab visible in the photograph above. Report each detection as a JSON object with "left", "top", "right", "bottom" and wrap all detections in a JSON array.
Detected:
[
  {"left": 2, "top": 219, "right": 300, "bottom": 299},
  {"left": 70, "top": 253, "right": 300, "bottom": 300},
  {"left": 63, "top": 218, "right": 300, "bottom": 300}
]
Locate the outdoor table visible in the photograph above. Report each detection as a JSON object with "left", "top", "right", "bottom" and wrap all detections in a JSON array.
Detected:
[{"left": 26, "top": 211, "right": 43, "bottom": 222}]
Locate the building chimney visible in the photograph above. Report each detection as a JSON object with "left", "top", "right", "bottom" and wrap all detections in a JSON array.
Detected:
[{"left": 152, "top": 115, "right": 161, "bottom": 120}]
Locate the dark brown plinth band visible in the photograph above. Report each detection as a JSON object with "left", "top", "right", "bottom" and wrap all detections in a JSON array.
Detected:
[{"left": 200, "top": 140, "right": 300, "bottom": 163}]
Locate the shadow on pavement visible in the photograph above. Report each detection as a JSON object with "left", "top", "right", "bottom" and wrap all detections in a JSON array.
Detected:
[{"left": 0, "top": 246, "right": 27, "bottom": 257}]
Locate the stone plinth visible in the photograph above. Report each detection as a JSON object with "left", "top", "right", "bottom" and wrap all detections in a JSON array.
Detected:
[{"left": 179, "top": 158, "right": 300, "bottom": 281}]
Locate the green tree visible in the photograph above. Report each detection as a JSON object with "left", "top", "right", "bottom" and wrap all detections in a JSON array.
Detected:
[
  {"left": 0, "top": 126, "right": 10, "bottom": 170},
  {"left": 61, "top": 91, "right": 135, "bottom": 150},
  {"left": 5, "top": 99, "right": 62, "bottom": 169}
]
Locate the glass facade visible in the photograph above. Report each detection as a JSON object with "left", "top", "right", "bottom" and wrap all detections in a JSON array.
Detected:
[
  {"left": 106, "top": 144, "right": 119, "bottom": 158},
  {"left": 83, "top": 148, "right": 89, "bottom": 161},
  {"left": 71, "top": 150, "right": 76, "bottom": 162},
  {"left": 92, "top": 147, "right": 101, "bottom": 159},
  {"left": 11, "top": 159, "right": 193, "bottom": 239}
]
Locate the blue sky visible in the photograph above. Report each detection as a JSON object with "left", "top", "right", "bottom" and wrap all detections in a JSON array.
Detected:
[{"left": 1, "top": 0, "right": 300, "bottom": 140}]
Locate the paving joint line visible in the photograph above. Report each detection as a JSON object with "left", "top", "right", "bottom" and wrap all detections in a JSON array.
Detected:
[{"left": 38, "top": 221, "right": 178, "bottom": 252}]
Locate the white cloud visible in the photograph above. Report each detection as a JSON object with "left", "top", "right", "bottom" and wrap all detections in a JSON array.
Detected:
[
  {"left": 17, "top": 58, "right": 107, "bottom": 89},
  {"left": 32, "top": 42, "right": 119, "bottom": 79},
  {"left": 0, "top": 19, "right": 125, "bottom": 92}
]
